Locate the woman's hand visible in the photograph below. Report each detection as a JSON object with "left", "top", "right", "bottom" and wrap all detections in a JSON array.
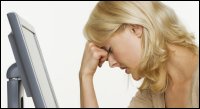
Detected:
[{"left": 79, "top": 42, "right": 108, "bottom": 77}]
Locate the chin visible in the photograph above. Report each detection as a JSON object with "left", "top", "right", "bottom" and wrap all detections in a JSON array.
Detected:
[{"left": 131, "top": 73, "right": 142, "bottom": 81}]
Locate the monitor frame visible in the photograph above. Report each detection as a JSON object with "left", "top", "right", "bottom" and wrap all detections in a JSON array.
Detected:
[{"left": 7, "top": 12, "right": 59, "bottom": 108}]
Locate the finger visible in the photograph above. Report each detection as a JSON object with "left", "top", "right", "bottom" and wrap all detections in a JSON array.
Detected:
[
  {"left": 98, "top": 50, "right": 108, "bottom": 67},
  {"left": 98, "top": 58, "right": 105, "bottom": 67}
]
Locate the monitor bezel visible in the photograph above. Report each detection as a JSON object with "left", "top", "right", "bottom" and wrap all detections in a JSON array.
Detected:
[{"left": 7, "top": 12, "right": 59, "bottom": 108}]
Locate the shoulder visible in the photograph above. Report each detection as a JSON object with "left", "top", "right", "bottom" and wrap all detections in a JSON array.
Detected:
[{"left": 192, "top": 59, "right": 199, "bottom": 107}]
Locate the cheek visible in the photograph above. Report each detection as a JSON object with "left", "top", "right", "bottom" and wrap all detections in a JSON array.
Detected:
[
  {"left": 110, "top": 32, "right": 142, "bottom": 67},
  {"left": 127, "top": 50, "right": 141, "bottom": 68},
  {"left": 129, "top": 39, "right": 142, "bottom": 68},
  {"left": 113, "top": 48, "right": 140, "bottom": 67}
]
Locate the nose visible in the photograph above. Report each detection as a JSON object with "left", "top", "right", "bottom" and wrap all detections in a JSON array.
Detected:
[{"left": 107, "top": 54, "right": 120, "bottom": 68}]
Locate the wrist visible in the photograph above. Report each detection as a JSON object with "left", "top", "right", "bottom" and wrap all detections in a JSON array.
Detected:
[{"left": 79, "top": 72, "right": 94, "bottom": 79}]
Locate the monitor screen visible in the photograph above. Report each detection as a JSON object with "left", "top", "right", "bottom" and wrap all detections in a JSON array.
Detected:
[{"left": 7, "top": 12, "right": 59, "bottom": 108}]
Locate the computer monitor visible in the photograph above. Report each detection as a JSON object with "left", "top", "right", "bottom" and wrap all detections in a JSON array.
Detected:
[{"left": 7, "top": 12, "right": 59, "bottom": 108}]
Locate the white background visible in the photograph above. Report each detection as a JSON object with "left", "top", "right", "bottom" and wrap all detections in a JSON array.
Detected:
[{"left": 1, "top": 1, "right": 199, "bottom": 108}]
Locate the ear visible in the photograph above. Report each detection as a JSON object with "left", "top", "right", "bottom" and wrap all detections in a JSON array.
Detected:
[{"left": 131, "top": 25, "right": 143, "bottom": 38}]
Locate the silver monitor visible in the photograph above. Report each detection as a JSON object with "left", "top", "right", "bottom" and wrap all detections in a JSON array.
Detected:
[{"left": 7, "top": 12, "right": 59, "bottom": 108}]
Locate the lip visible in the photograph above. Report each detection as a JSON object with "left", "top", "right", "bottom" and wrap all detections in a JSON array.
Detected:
[
  {"left": 125, "top": 69, "right": 130, "bottom": 74},
  {"left": 120, "top": 67, "right": 125, "bottom": 70},
  {"left": 125, "top": 69, "right": 128, "bottom": 73},
  {"left": 120, "top": 67, "right": 130, "bottom": 74}
]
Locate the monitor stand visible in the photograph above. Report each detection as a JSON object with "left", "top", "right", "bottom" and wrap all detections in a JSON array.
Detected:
[{"left": 7, "top": 63, "right": 24, "bottom": 108}]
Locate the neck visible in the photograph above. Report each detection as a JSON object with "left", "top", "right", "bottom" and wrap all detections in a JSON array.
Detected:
[{"left": 166, "top": 44, "right": 198, "bottom": 86}]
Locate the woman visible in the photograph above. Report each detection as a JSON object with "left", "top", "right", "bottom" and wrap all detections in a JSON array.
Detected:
[{"left": 79, "top": 1, "right": 199, "bottom": 108}]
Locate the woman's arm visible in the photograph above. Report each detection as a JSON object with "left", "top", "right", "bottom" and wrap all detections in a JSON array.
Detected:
[
  {"left": 79, "top": 42, "right": 108, "bottom": 108},
  {"left": 79, "top": 74, "right": 98, "bottom": 108}
]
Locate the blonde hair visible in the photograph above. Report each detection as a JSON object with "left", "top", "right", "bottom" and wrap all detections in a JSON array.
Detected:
[{"left": 83, "top": 1, "right": 198, "bottom": 93}]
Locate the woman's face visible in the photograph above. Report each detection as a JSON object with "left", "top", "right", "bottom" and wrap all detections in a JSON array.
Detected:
[{"left": 102, "top": 25, "right": 143, "bottom": 80}]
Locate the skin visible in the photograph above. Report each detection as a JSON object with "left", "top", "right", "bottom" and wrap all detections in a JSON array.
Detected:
[
  {"left": 79, "top": 25, "right": 198, "bottom": 108},
  {"left": 164, "top": 44, "right": 198, "bottom": 108}
]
